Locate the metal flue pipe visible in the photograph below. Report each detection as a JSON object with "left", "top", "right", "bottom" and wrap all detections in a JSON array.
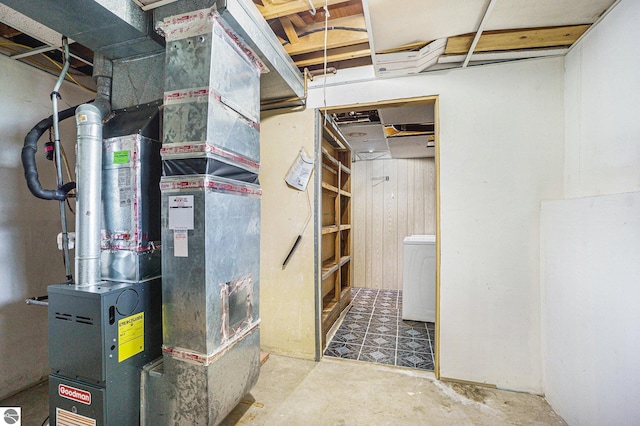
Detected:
[{"left": 74, "top": 104, "right": 103, "bottom": 287}]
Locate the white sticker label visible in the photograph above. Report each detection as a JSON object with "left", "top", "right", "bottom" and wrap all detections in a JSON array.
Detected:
[
  {"left": 174, "top": 229, "right": 188, "bottom": 257},
  {"left": 168, "top": 196, "right": 194, "bottom": 230},
  {"left": 56, "top": 407, "right": 96, "bottom": 426}
]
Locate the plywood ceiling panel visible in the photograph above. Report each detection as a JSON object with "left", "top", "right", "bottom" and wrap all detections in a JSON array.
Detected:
[
  {"left": 367, "top": 0, "right": 490, "bottom": 52},
  {"left": 484, "top": 0, "right": 618, "bottom": 31},
  {"left": 387, "top": 136, "right": 435, "bottom": 158},
  {"left": 379, "top": 105, "right": 434, "bottom": 125}
]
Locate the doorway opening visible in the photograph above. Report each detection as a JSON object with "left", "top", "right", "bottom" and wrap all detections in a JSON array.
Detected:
[{"left": 315, "top": 96, "right": 441, "bottom": 378}]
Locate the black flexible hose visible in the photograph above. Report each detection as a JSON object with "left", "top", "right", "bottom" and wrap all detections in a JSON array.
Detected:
[{"left": 21, "top": 105, "right": 78, "bottom": 201}]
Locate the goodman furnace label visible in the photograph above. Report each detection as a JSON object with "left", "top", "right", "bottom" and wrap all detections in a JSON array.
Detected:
[{"left": 118, "top": 312, "right": 144, "bottom": 362}]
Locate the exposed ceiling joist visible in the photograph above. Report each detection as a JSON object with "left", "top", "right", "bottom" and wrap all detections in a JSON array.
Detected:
[
  {"left": 280, "top": 16, "right": 300, "bottom": 44},
  {"left": 445, "top": 24, "right": 590, "bottom": 55},
  {"left": 284, "top": 13, "right": 367, "bottom": 56},
  {"left": 258, "top": 0, "right": 352, "bottom": 20},
  {"left": 293, "top": 42, "right": 370, "bottom": 67}
]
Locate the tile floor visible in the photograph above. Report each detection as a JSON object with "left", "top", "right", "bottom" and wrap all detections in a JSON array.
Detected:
[{"left": 324, "top": 287, "right": 435, "bottom": 371}]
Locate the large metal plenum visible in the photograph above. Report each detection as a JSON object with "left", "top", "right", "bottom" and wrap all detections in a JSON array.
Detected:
[
  {"left": 141, "top": 327, "right": 260, "bottom": 425},
  {"left": 160, "top": 175, "right": 260, "bottom": 355},
  {"left": 101, "top": 105, "right": 162, "bottom": 283},
  {"left": 141, "top": 7, "right": 263, "bottom": 424},
  {"left": 154, "top": 0, "right": 305, "bottom": 106},
  {"left": 161, "top": 16, "right": 261, "bottom": 163}
]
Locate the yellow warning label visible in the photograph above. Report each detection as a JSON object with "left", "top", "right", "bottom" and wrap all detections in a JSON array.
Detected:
[{"left": 118, "top": 312, "right": 144, "bottom": 362}]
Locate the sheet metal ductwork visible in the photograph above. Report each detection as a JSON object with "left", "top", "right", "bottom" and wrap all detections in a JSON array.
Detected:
[
  {"left": 0, "top": 0, "right": 163, "bottom": 58},
  {"left": 74, "top": 104, "right": 104, "bottom": 287},
  {"left": 15, "top": 0, "right": 302, "bottom": 424}
]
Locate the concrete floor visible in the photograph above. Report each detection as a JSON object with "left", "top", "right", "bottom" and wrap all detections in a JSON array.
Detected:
[{"left": 1, "top": 355, "right": 566, "bottom": 426}]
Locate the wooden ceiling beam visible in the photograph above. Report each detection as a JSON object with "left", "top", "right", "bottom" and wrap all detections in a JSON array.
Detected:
[
  {"left": 259, "top": 0, "right": 352, "bottom": 20},
  {"left": 285, "top": 27, "right": 368, "bottom": 56},
  {"left": 445, "top": 25, "right": 590, "bottom": 55},
  {"left": 279, "top": 16, "right": 299, "bottom": 44},
  {"left": 288, "top": 13, "right": 307, "bottom": 29},
  {"left": 293, "top": 42, "right": 370, "bottom": 67}
]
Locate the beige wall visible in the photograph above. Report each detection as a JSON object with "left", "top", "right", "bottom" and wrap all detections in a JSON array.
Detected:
[
  {"left": 352, "top": 158, "right": 436, "bottom": 290},
  {"left": 0, "top": 54, "right": 93, "bottom": 399},
  {"left": 259, "top": 108, "right": 317, "bottom": 359}
]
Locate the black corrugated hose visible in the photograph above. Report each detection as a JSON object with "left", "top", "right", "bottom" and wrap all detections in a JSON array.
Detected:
[{"left": 21, "top": 105, "right": 78, "bottom": 201}]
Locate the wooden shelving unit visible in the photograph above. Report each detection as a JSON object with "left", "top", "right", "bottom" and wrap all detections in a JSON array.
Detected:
[{"left": 320, "top": 122, "right": 353, "bottom": 348}]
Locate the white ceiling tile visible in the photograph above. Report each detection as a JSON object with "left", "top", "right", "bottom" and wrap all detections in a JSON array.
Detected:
[
  {"left": 484, "top": 0, "right": 618, "bottom": 31},
  {"left": 387, "top": 135, "right": 435, "bottom": 158},
  {"left": 367, "top": 0, "right": 489, "bottom": 52}
]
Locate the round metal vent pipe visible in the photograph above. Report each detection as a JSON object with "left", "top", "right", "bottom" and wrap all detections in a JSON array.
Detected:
[{"left": 74, "top": 104, "right": 103, "bottom": 287}]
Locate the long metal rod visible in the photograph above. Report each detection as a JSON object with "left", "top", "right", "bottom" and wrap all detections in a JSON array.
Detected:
[
  {"left": 462, "top": 0, "right": 498, "bottom": 68},
  {"left": 52, "top": 36, "right": 73, "bottom": 282}
]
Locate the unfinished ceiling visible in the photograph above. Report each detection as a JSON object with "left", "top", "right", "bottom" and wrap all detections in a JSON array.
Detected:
[
  {"left": 332, "top": 102, "right": 436, "bottom": 161},
  {"left": 255, "top": 0, "right": 618, "bottom": 75},
  {"left": 0, "top": 0, "right": 620, "bottom": 160}
]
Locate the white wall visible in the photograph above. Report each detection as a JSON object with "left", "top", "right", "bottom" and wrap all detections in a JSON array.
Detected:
[
  {"left": 541, "top": 192, "right": 640, "bottom": 425},
  {"left": 0, "top": 54, "right": 92, "bottom": 399},
  {"left": 541, "top": 0, "right": 640, "bottom": 423},
  {"left": 564, "top": 0, "right": 640, "bottom": 198},
  {"left": 309, "top": 56, "right": 565, "bottom": 393}
]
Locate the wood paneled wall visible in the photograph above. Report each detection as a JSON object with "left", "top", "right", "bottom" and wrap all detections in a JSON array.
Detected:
[{"left": 352, "top": 158, "right": 436, "bottom": 290}]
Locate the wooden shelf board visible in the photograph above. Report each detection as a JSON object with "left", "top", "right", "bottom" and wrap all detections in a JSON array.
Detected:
[
  {"left": 322, "top": 182, "right": 339, "bottom": 194},
  {"left": 339, "top": 190, "right": 351, "bottom": 197},
  {"left": 322, "top": 148, "right": 340, "bottom": 167},
  {"left": 339, "top": 255, "right": 351, "bottom": 266},
  {"left": 322, "top": 225, "right": 339, "bottom": 234},
  {"left": 340, "top": 163, "right": 351, "bottom": 175},
  {"left": 321, "top": 261, "right": 339, "bottom": 280},
  {"left": 340, "top": 224, "right": 351, "bottom": 231}
]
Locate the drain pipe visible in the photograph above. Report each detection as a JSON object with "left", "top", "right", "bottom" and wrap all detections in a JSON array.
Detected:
[{"left": 74, "top": 52, "right": 112, "bottom": 287}]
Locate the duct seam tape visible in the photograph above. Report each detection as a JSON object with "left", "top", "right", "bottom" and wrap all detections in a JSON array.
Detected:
[
  {"left": 161, "top": 142, "right": 260, "bottom": 174},
  {"left": 220, "top": 274, "right": 254, "bottom": 342},
  {"left": 160, "top": 176, "right": 262, "bottom": 197},
  {"left": 163, "top": 87, "right": 260, "bottom": 126},
  {"left": 162, "top": 321, "right": 260, "bottom": 366}
]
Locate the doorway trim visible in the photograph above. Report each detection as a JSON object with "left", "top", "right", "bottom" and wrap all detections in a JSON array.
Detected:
[{"left": 316, "top": 95, "right": 441, "bottom": 379}]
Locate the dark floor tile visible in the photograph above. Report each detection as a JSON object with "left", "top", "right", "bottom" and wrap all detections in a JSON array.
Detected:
[
  {"left": 341, "top": 320, "right": 369, "bottom": 334},
  {"left": 344, "top": 312, "right": 371, "bottom": 322},
  {"left": 363, "top": 333, "right": 397, "bottom": 350},
  {"left": 332, "top": 329, "right": 366, "bottom": 345},
  {"left": 358, "top": 345, "right": 395, "bottom": 365},
  {"left": 396, "top": 350, "right": 434, "bottom": 370},
  {"left": 369, "top": 314, "right": 398, "bottom": 327},
  {"left": 324, "top": 342, "right": 361, "bottom": 360},
  {"left": 374, "top": 300, "right": 397, "bottom": 309},
  {"left": 373, "top": 307, "right": 399, "bottom": 316},
  {"left": 369, "top": 322, "right": 398, "bottom": 336},
  {"left": 397, "top": 336, "right": 430, "bottom": 353},
  {"left": 398, "top": 326, "right": 429, "bottom": 339},
  {"left": 400, "top": 319, "right": 426, "bottom": 328},
  {"left": 350, "top": 304, "right": 374, "bottom": 314}
]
